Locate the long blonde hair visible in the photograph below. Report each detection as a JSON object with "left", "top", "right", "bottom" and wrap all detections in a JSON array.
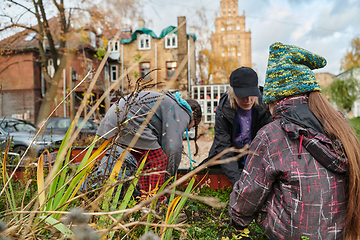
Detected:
[
  {"left": 308, "top": 91, "right": 360, "bottom": 240},
  {"left": 227, "top": 86, "right": 258, "bottom": 110}
]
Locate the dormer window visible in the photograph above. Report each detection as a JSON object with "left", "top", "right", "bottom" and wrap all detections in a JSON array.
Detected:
[
  {"left": 165, "top": 33, "right": 177, "bottom": 49},
  {"left": 108, "top": 40, "right": 120, "bottom": 52},
  {"left": 138, "top": 34, "right": 151, "bottom": 50}
]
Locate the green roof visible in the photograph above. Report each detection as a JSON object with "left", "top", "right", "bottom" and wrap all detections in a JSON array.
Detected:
[
  {"left": 159, "top": 26, "right": 177, "bottom": 38},
  {"left": 120, "top": 26, "right": 196, "bottom": 44}
]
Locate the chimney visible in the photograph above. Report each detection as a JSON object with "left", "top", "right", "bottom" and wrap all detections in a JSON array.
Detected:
[
  {"left": 189, "top": 26, "right": 196, "bottom": 35},
  {"left": 177, "top": 16, "right": 188, "bottom": 93},
  {"left": 138, "top": 19, "right": 145, "bottom": 29}
]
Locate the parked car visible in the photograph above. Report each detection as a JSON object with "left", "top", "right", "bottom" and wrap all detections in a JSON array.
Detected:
[
  {"left": 39, "top": 117, "right": 97, "bottom": 139},
  {"left": 0, "top": 117, "right": 64, "bottom": 159}
]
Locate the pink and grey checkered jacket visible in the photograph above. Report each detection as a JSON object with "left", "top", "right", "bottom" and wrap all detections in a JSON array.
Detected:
[{"left": 229, "top": 96, "right": 348, "bottom": 240}]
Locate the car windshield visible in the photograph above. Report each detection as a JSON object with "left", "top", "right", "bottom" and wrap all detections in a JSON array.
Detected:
[
  {"left": 0, "top": 119, "right": 37, "bottom": 133},
  {"left": 46, "top": 118, "right": 95, "bottom": 130}
]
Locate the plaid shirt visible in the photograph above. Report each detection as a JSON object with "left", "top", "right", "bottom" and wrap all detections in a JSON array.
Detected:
[{"left": 229, "top": 97, "right": 348, "bottom": 239}]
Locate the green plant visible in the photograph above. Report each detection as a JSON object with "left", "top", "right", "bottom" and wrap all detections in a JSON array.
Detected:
[
  {"left": 184, "top": 187, "right": 269, "bottom": 240},
  {"left": 348, "top": 117, "right": 360, "bottom": 140},
  {"left": 328, "top": 74, "right": 360, "bottom": 112}
]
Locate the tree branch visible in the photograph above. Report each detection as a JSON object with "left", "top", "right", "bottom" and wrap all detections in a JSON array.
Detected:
[
  {"left": 0, "top": 23, "right": 38, "bottom": 33},
  {"left": 0, "top": 59, "right": 34, "bottom": 75},
  {"left": 7, "top": 0, "right": 37, "bottom": 16}
]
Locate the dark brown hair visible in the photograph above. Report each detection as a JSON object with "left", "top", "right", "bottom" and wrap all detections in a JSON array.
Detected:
[
  {"left": 308, "top": 91, "right": 360, "bottom": 240},
  {"left": 186, "top": 99, "right": 202, "bottom": 156}
]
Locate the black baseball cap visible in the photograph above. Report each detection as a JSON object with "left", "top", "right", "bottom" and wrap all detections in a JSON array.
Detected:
[{"left": 229, "top": 67, "right": 260, "bottom": 98}]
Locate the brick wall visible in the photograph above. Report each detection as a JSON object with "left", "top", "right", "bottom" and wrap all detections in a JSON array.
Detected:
[{"left": 177, "top": 16, "right": 188, "bottom": 93}]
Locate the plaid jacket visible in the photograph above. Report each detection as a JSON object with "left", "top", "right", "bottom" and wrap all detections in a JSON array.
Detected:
[{"left": 229, "top": 97, "right": 348, "bottom": 239}]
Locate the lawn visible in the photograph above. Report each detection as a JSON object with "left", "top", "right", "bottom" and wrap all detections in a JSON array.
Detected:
[{"left": 348, "top": 117, "right": 360, "bottom": 138}]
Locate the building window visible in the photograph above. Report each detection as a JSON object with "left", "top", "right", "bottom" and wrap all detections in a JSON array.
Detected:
[
  {"left": 138, "top": 34, "right": 151, "bottom": 50},
  {"left": 221, "top": 27, "right": 225, "bottom": 31},
  {"left": 166, "top": 61, "right": 177, "bottom": 79},
  {"left": 89, "top": 32, "right": 96, "bottom": 48},
  {"left": 108, "top": 41, "right": 120, "bottom": 52},
  {"left": 165, "top": 33, "right": 177, "bottom": 49},
  {"left": 47, "top": 59, "right": 55, "bottom": 78},
  {"left": 110, "top": 65, "right": 118, "bottom": 82},
  {"left": 227, "top": 26, "right": 232, "bottom": 31},
  {"left": 236, "top": 26, "right": 240, "bottom": 30},
  {"left": 140, "top": 62, "right": 150, "bottom": 78},
  {"left": 87, "top": 59, "right": 93, "bottom": 79}
]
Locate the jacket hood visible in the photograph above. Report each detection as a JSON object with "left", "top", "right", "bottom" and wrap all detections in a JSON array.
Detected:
[
  {"left": 163, "top": 90, "right": 193, "bottom": 123},
  {"left": 275, "top": 98, "right": 348, "bottom": 174}
]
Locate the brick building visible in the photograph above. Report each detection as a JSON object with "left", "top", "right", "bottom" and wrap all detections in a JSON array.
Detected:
[
  {"left": 106, "top": 17, "right": 196, "bottom": 99},
  {"left": 0, "top": 18, "right": 107, "bottom": 123},
  {"left": 211, "top": 0, "right": 252, "bottom": 83},
  {"left": 0, "top": 16, "right": 197, "bottom": 123}
]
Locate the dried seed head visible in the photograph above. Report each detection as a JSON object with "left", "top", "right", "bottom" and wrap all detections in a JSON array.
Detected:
[
  {"left": 0, "top": 221, "right": 6, "bottom": 233},
  {"left": 64, "top": 208, "right": 89, "bottom": 225},
  {"left": 73, "top": 225, "right": 99, "bottom": 240},
  {"left": 140, "top": 231, "right": 160, "bottom": 240}
]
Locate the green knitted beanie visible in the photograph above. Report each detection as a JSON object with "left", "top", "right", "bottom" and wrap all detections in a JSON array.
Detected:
[{"left": 263, "top": 42, "right": 327, "bottom": 104}]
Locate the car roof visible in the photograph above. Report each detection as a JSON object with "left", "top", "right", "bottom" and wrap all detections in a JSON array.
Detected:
[
  {"left": 48, "top": 117, "right": 95, "bottom": 122},
  {"left": 0, "top": 117, "right": 36, "bottom": 125}
]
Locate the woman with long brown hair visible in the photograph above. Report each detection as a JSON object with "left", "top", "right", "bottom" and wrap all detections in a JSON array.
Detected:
[
  {"left": 229, "top": 42, "right": 360, "bottom": 239},
  {"left": 309, "top": 91, "right": 360, "bottom": 239}
]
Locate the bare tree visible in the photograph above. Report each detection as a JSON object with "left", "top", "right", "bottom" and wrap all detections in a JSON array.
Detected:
[{"left": 0, "top": 0, "right": 142, "bottom": 124}]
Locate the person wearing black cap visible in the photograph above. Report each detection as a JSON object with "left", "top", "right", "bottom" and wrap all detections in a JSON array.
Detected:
[{"left": 208, "top": 67, "right": 272, "bottom": 185}]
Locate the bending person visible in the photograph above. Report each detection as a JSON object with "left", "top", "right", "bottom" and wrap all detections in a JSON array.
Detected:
[
  {"left": 208, "top": 67, "right": 272, "bottom": 185},
  {"left": 229, "top": 42, "right": 360, "bottom": 239},
  {"left": 97, "top": 90, "right": 202, "bottom": 201}
]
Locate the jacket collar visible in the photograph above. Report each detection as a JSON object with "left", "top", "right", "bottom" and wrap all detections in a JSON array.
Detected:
[
  {"left": 273, "top": 96, "right": 325, "bottom": 135},
  {"left": 275, "top": 96, "right": 348, "bottom": 173}
]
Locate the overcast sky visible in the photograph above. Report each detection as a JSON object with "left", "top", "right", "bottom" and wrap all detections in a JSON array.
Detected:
[{"left": 142, "top": 0, "right": 360, "bottom": 86}]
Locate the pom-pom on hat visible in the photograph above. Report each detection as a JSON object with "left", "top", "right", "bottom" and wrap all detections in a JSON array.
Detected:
[{"left": 263, "top": 42, "right": 327, "bottom": 104}]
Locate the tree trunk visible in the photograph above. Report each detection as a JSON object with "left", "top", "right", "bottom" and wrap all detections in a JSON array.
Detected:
[{"left": 36, "top": 57, "right": 67, "bottom": 125}]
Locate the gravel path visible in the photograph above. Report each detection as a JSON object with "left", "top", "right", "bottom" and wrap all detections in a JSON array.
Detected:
[{"left": 179, "top": 133, "right": 214, "bottom": 169}]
